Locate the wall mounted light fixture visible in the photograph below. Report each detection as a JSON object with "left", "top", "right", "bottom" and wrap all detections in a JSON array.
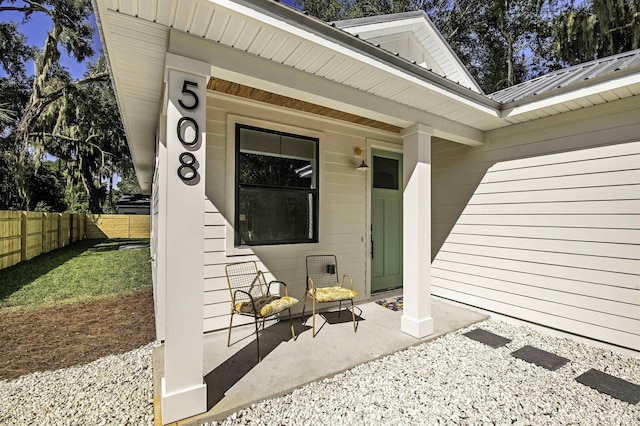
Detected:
[{"left": 354, "top": 146, "right": 369, "bottom": 171}]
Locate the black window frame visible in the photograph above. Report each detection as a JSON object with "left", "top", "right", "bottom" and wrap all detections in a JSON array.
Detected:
[{"left": 235, "top": 124, "right": 319, "bottom": 247}]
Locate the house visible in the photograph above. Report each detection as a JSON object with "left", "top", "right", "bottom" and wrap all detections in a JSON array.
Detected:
[
  {"left": 93, "top": 1, "right": 639, "bottom": 423},
  {"left": 115, "top": 194, "right": 151, "bottom": 215}
]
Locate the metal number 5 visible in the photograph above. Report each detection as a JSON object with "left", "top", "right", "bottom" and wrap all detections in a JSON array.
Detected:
[{"left": 178, "top": 80, "right": 199, "bottom": 110}]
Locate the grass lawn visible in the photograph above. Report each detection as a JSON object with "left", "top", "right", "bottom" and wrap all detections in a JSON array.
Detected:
[{"left": 0, "top": 238, "right": 152, "bottom": 312}]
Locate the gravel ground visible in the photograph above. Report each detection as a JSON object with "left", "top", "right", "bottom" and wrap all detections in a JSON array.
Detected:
[
  {"left": 0, "top": 343, "right": 155, "bottom": 425},
  {"left": 210, "top": 320, "right": 640, "bottom": 426},
  {"left": 0, "top": 320, "right": 638, "bottom": 425}
]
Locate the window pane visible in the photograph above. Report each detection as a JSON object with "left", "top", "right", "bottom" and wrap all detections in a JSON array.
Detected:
[
  {"left": 238, "top": 187, "right": 316, "bottom": 245},
  {"left": 238, "top": 127, "right": 316, "bottom": 189},
  {"left": 236, "top": 124, "right": 319, "bottom": 246},
  {"left": 239, "top": 127, "right": 280, "bottom": 155},
  {"left": 239, "top": 153, "right": 313, "bottom": 188},
  {"left": 373, "top": 156, "right": 399, "bottom": 189}
]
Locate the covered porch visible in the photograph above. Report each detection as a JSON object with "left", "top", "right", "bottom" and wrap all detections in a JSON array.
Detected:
[
  {"left": 152, "top": 295, "right": 486, "bottom": 424},
  {"left": 93, "top": 1, "right": 500, "bottom": 423}
]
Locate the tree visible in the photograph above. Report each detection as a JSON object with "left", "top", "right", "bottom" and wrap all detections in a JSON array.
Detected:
[
  {"left": 0, "top": 18, "right": 34, "bottom": 210},
  {"left": 0, "top": 0, "right": 111, "bottom": 210},
  {"left": 115, "top": 169, "right": 143, "bottom": 196},
  {"left": 483, "top": 0, "right": 557, "bottom": 90},
  {"left": 554, "top": 0, "right": 640, "bottom": 65},
  {"left": 295, "top": 0, "right": 355, "bottom": 21},
  {"left": 34, "top": 57, "right": 131, "bottom": 213},
  {"left": 296, "top": 0, "right": 561, "bottom": 92},
  {"left": 24, "top": 160, "right": 67, "bottom": 211},
  {"left": 0, "top": 1, "right": 134, "bottom": 213}
]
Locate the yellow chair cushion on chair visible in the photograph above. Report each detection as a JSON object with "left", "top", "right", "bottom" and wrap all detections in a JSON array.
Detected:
[
  {"left": 310, "top": 286, "right": 358, "bottom": 302},
  {"left": 259, "top": 296, "right": 298, "bottom": 317},
  {"left": 235, "top": 295, "right": 298, "bottom": 317}
]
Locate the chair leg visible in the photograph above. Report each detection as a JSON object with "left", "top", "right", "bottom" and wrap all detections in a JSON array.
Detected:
[
  {"left": 288, "top": 308, "right": 296, "bottom": 340},
  {"left": 254, "top": 316, "right": 261, "bottom": 362},
  {"left": 301, "top": 292, "right": 308, "bottom": 324},
  {"left": 312, "top": 298, "right": 316, "bottom": 337},
  {"left": 227, "top": 311, "right": 234, "bottom": 347},
  {"left": 351, "top": 298, "right": 357, "bottom": 333},
  {"left": 339, "top": 300, "right": 342, "bottom": 317}
]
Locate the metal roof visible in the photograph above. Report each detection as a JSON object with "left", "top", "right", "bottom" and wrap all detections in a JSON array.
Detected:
[{"left": 490, "top": 49, "right": 640, "bottom": 103}]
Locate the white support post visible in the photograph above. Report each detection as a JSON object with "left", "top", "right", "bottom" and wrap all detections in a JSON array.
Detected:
[
  {"left": 161, "top": 56, "right": 210, "bottom": 424},
  {"left": 155, "top": 120, "right": 167, "bottom": 342},
  {"left": 401, "top": 124, "right": 434, "bottom": 338}
]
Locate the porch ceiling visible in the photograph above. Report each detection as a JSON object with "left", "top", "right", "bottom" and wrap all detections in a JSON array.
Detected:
[{"left": 207, "top": 77, "right": 402, "bottom": 133}]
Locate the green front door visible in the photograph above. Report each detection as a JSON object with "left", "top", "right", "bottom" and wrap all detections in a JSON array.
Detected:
[{"left": 371, "top": 149, "right": 403, "bottom": 292}]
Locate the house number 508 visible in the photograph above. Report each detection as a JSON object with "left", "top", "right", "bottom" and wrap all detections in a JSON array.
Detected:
[{"left": 177, "top": 80, "right": 199, "bottom": 182}]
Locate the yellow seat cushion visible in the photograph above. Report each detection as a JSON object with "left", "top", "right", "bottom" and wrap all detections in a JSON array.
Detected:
[
  {"left": 259, "top": 296, "right": 298, "bottom": 317},
  {"left": 309, "top": 286, "right": 358, "bottom": 302},
  {"left": 235, "top": 295, "right": 298, "bottom": 317}
]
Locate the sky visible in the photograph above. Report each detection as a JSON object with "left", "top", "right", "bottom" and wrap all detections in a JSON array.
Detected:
[
  {"left": 0, "top": 5, "right": 102, "bottom": 79},
  {"left": 280, "top": 0, "right": 300, "bottom": 8}
]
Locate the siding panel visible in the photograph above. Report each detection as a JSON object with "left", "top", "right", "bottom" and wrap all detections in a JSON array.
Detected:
[
  {"left": 432, "top": 106, "right": 640, "bottom": 350},
  {"left": 435, "top": 251, "right": 638, "bottom": 288},
  {"left": 432, "top": 260, "right": 638, "bottom": 303}
]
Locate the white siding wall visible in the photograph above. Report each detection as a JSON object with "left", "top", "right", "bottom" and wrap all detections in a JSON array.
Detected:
[
  {"left": 432, "top": 97, "right": 640, "bottom": 350},
  {"left": 202, "top": 93, "right": 401, "bottom": 332}
]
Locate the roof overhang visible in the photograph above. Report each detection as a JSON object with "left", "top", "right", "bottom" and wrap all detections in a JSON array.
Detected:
[
  {"left": 93, "top": 0, "right": 640, "bottom": 191},
  {"left": 501, "top": 68, "right": 640, "bottom": 119}
]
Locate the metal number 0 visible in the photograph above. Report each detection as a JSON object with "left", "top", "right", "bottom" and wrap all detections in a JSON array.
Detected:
[{"left": 177, "top": 117, "right": 199, "bottom": 146}]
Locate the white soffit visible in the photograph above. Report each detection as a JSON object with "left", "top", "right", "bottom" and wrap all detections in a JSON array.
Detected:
[
  {"left": 94, "top": 1, "right": 169, "bottom": 192},
  {"left": 100, "top": 0, "right": 501, "bottom": 119}
]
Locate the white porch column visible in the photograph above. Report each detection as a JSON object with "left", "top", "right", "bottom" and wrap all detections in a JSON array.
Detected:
[
  {"left": 401, "top": 124, "right": 434, "bottom": 338},
  {"left": 154, "top": 122, "right": 167, "bottom": 342},
  {"left": 161, "top": 54, "right": 210, "bottom": 424}
]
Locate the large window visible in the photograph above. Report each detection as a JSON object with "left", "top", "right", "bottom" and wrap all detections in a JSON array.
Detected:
[{"left": 235, "top": 124, "right": 319, "bottom": 246}]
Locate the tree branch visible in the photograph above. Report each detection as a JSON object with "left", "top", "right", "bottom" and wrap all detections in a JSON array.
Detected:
[{"left": 28, "top": 132, "right": 116, "bottom": 157}]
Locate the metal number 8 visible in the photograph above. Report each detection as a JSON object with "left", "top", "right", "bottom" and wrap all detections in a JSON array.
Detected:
[{"left": 177, "top": 152, "right": 197, "bottom": 181}]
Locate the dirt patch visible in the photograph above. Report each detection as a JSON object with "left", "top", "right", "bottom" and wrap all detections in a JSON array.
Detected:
[{"left": 0, "top": 289, "right": 155, "bottom": 381}]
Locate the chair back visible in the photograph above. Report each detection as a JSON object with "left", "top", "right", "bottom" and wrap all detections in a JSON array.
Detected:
[
  {"left": 225, "top": 261, "right": 267, "bottom": 304},
  {"left": 306, "top": 255, "right": 339, "bottom": 288}
]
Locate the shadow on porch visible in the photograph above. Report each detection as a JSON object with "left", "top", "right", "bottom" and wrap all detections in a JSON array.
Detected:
[{"left": 153, "top": 296, "right": 487, "bottom": 425}]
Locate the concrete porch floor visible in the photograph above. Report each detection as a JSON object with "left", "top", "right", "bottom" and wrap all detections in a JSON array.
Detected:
[{"left": 153, "top": 296, "right": 487, "bottom": 425}]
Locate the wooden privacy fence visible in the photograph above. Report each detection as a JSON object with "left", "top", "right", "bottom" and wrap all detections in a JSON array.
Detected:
[
  {"left": 85, "top": 214, "right": 150, "bottom": 239},
  {"left": 0, "top": 212, "right": 150, "bottom": 270},
  {"left": 0, "top": 211, "right": 87, "bottom": 270}
]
